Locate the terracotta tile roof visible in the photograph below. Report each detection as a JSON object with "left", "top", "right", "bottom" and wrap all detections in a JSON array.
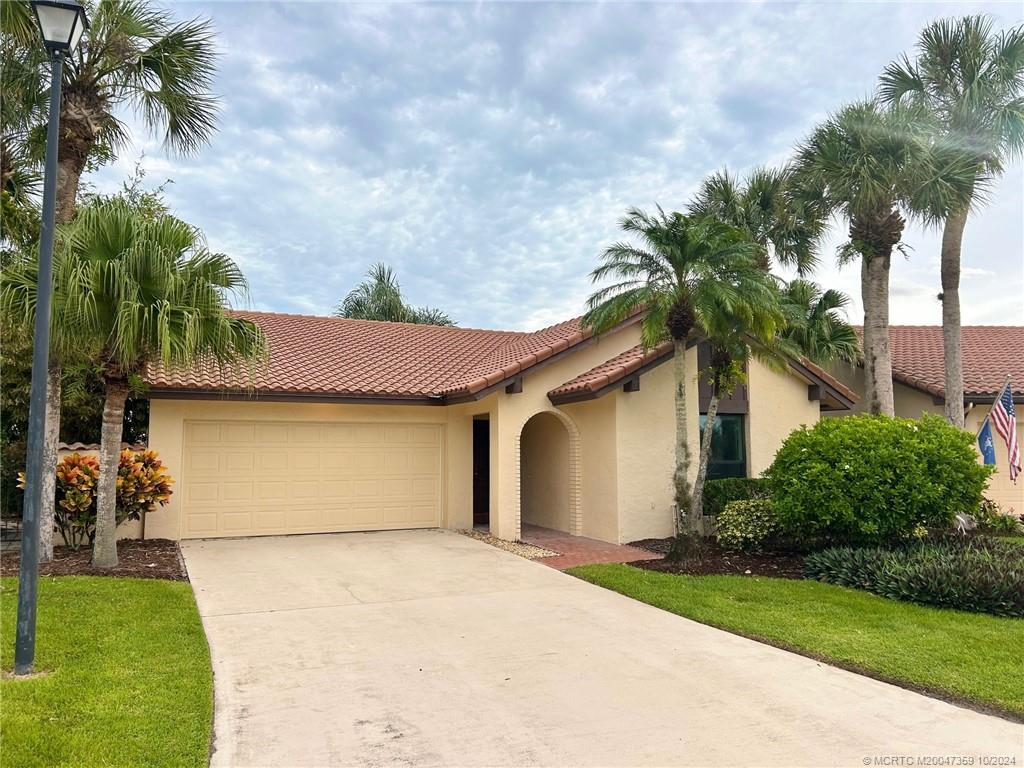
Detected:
[
  {"left": 440, "top": 317, "right": 594, "bottom": 396},
  {"left": 548, "top": 341, "right": 674, "bottom": 400},
  {"left": 857, "top": 326, "right": 1024, "bottom": 400},
  {"left": 145, "top": 311, "right": 605, "bottom": 401},
  {"left": 548, "top": 341, "right": 858, "bottom": 407}
]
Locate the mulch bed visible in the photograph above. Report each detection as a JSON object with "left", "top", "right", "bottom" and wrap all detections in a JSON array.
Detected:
[
  {"left": 628, "top": 537, "right": 806, "bottom": 579},
  {"left": 1, "top": 538, "right": 187, "bottom": 581}
]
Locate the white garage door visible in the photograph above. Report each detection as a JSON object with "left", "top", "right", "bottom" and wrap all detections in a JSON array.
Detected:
[{"left": 181, "top": 420, "right": 442, "bottom": 539}]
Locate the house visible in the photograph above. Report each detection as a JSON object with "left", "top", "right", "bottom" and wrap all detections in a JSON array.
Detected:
[
  {"left": 830, "top": 325, "right": 1023, "bottom": 513},
  {"left": 139, "top": 310, "right": 856, "bottom": 545}
]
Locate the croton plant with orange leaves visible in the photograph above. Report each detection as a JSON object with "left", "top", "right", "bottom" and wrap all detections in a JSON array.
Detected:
[{"left": 19, "top": 449, "right": 174, "bottom": 549}]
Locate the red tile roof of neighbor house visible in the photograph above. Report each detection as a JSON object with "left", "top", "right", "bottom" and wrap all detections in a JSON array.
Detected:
[
  {"left": 145, "top": 311, "right": 621, "bottom": 401},
  {"left": 547, "top": 341, "right": 859, "bottom": 406},
  {"left": 859, "top": 326, "right": 1024, "bottom": 400}
]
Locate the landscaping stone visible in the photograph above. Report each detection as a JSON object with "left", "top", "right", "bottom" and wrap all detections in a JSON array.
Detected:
[{"left": 457, "top": 528, "right": 558, "bottom": 559}]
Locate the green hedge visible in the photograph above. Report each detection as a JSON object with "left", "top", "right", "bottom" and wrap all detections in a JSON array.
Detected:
[
  {"left": 803, "top": 538, "right": 1024, "bottom": 617},
  {"left": 702, "top": 478, "right": 769, "bottom": 518},
  {"left": 766, "top": 414, "right": 991, "bottom": 546}
]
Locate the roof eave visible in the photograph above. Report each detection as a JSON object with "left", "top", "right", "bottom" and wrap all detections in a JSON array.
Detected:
[{"left": 147, "top": 388, "right": 445, "bottom": 406}]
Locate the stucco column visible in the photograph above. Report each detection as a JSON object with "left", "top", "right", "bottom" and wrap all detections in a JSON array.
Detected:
[{"left": 491, "top": 407, "right": 521, "bottom": 541}]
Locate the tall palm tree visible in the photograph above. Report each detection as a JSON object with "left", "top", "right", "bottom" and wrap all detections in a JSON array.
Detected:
[
  {"left": 793, "top": 101, "right": 974, "bottom": 415},
  {"left": 583, "top": 208, "right": 778, "bottom": 535},
  {"left": 779, "top": 279, "right": 860, "bottom": 365},
  {"left": 688, "top": 166, "right": 825, "bottom": 275},
  {"left": 2, "top": 0, "right": 220, "bottom": 559},
  {"left": 879, "top": 16, "right": 1024, "bottom": 427},
  {"left": 3, "top": 199, "right": 266, "bottom": 567},
  {"left": 336, "top": 263, "right": 455, "bottom": 326}
]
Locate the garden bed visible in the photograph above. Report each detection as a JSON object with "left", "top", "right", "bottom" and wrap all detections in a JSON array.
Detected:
[
  {"left": 629, "top": 537, "right": 805, "bottom": 579},
  {"left": 0, "top": 539, "right": 186, "bottom": 581}
]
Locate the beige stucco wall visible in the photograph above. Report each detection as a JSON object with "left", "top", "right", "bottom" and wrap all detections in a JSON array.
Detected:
[
  {"left": 613, "top": 358, "right": 683, "bottom": 543},
  {"left": 563, "top": 395, "right": 619, "bottom": 543},
  {"left": 747, "top": 358, "right": 822, "bottom": 476},
  {"left": 520, "top": 413, "right": 571, "bottom": 531},
  {"left": 828, "top": 362, "right": 1023, "bottom": 513},
  {"left": 828, "top": 361, "right": 939, "bottom": 419}
]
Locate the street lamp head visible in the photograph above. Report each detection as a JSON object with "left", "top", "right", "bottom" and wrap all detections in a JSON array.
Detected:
[{"left": 30, "top": 0, "right": 89, "bottom": 54}]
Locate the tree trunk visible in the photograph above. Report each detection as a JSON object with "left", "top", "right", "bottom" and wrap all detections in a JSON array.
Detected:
[
  {"left": 861, "top": 253, "right": 895, "bottom": 416},
  {"left": 55, "top": 158, "right": 82, "bottom": 224},
  {"left": 55, "top": 92, "right": 99, "bottom": 225},
  {"left": 92, "top": 380, "right": 127, "bottom": 568},
  {"left": 38, "top": 364, "right": 61, "bottom": 562},
  {"left": 672, "top": 339, "right": 695, "bottom": 535},
  {"left": 860, "top": 257, "right": 875, "bottom": 410},
  {"left": 941, "top": 206, "right": 968, "bottom": 428},
  {"left": 690, "top": 392, "right": 720, "bottom": 537}
]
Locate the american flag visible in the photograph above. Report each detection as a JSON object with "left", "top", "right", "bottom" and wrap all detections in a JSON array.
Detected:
[{"left": 990, "top": 380, "right": 1021, "bottom": 483}]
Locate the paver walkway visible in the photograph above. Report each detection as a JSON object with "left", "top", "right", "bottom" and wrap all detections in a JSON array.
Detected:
[
  {"left": 521, "top": 523, "right": 660, "bottom": 568},
  {"left": 182, "top": 530, "right": 1022, "bottom": 768}
]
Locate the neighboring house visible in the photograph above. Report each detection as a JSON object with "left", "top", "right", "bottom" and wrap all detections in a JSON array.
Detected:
[
  {"left": 830, "top": 325, "right": 1023, "bottom": 513},
  {"left": 140, "top": 311, "right": 855, "bottom": 545}
]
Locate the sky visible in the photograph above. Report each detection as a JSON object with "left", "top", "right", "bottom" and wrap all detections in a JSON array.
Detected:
[{"left": 91, "top": 0, "right": 1024, "bottom": 331}]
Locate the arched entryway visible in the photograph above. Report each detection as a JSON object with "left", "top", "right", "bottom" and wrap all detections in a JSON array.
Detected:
[{"left": 517, "top": 410, "right": 581, "bottom": 538}]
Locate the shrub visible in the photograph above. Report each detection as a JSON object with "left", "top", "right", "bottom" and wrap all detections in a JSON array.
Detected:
[
  {"left": 54, "top": 453, "right": 101, "bottom": 549},
  {"left": 702, "top": 477, "right": 769, "bottom": 518},
  {"left": 974, "top": 499, "right": 1023, "bottom": 536},
  {"left": 765, "top": 414, "right": 992, "bottom": 547},
  {"left": 803, "top": 538, "right": 1024, "bottom": 617},
  {"left": 19, "top": 449, "right": 174, "bottom": 549},
  {"left": 715, "top": 499, "right": 780, "bottom": 552},
  {"left": 117, "top": 449, "right": 174, "bottom": 523}
]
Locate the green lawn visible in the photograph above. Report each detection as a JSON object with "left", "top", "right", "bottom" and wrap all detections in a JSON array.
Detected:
[
  {"left": 1, "top": 576, "right": 213, "bottom": 768},
  {"left": 568, "top": 564, "right": 1024, "bottom": 718}
]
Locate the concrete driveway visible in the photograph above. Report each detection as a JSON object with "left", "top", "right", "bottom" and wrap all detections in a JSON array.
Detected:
[{"left": 182, "top": 530, "right": 1022, "bottom": 768}]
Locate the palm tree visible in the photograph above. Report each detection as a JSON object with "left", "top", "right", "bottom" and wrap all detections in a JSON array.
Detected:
[
  {"left": 688, "top": 166, "right": 825, "bottom": 275},
  {"left": 793, "top": 101, "right": 974, "bottom": 415},
  {"left": 691, "top": 304, "right": 785, "bottom": 532},
  {"left": 3, "top": 199, "right": 266, "bottom": 567},
  {"left": 779, "top": 279, "right": 860, "bottom": 365},
  {"left": 336, "top": 263, "right": 455, "bottom": 326},
  {"left": 583, "top": 208, "right": 779, "bottom": 535},
  {"left": 2, "top": 0, "right": 219, "bottom": 559},
  {"left": 6, "top": 0, "right": 219, "bottom": 222},
  {"left": 879, "top": 16, "right": 1024, "bottom": 427}
]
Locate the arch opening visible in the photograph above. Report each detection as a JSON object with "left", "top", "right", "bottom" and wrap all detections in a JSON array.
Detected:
[{"left": 519, "top": 411, "right": 573, "bottom": 535}]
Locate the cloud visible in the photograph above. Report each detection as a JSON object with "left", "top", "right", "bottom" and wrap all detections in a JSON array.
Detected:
[{"left": 88, "top": 0, "right": 1023, "bottom": 331}]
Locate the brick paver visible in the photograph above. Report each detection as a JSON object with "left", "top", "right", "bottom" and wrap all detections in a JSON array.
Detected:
[{"left": 520, "top": 524, "right": 661, "bottom": 570}]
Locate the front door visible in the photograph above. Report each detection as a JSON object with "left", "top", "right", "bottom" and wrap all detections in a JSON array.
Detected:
[{"left": 472, "top": 419, "right": 490, "bottom": 527}]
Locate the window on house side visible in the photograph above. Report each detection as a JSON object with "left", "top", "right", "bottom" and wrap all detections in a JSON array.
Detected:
[{"left": 698, "top": 414, "right": 747, "bottom": 479}]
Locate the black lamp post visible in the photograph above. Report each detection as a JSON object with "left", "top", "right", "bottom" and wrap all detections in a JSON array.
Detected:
[{"left": 13, "top": 0, "right": 89, "bottom": 676}]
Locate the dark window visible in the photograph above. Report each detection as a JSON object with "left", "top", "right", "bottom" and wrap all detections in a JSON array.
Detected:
[{"left": 699, "top": 414, "right": 747, "bottom": 479}]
